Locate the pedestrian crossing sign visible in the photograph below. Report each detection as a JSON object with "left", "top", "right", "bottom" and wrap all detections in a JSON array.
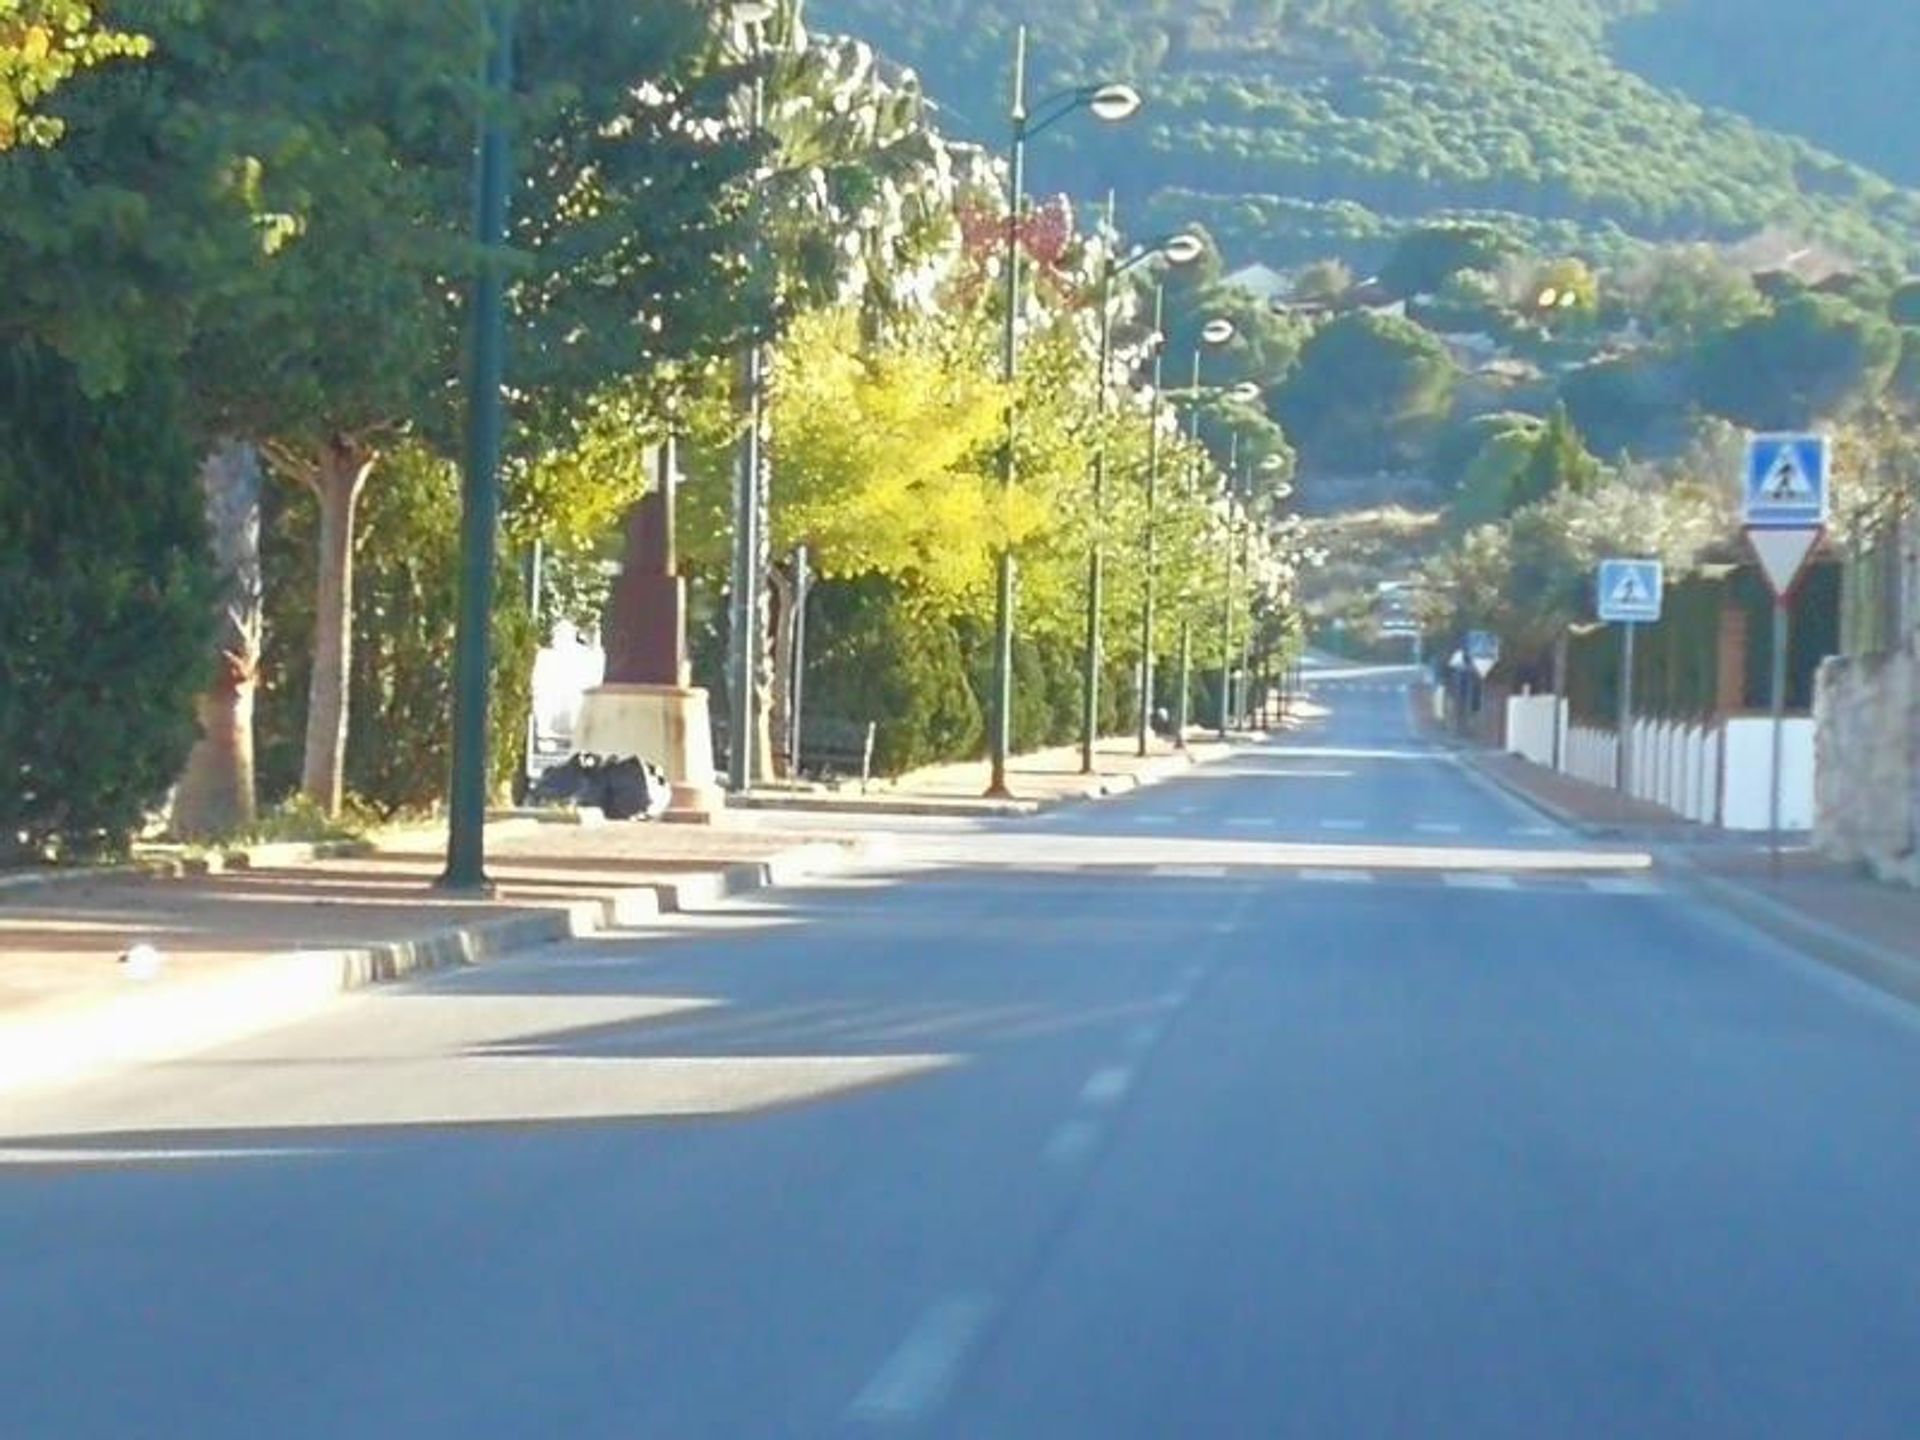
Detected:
[
  {"left": 1744, "top": 434, "right": 1829, "bottom": 529},
  {"left": 1597, "top": 558, "right": 1663, "bottom": 623}
]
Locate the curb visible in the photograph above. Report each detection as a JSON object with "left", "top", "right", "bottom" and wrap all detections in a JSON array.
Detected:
[
  {"left": 1462, "top": 748, "right": 1920, "bottom": 1010},
  {"left": 1661, "top": 848, "right": 1920, "bottom": 1010},
  {"left": 0, "top": 839, "right": 860, "bottom": 1101}
]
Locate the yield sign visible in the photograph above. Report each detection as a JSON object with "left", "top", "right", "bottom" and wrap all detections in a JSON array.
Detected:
[{"left": 1746, "top": 526, "right": 1822, "bottom": 599}]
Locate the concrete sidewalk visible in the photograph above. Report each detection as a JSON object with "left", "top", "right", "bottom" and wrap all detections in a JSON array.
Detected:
[
  {"left": 1467, "top": 747, "right": 1920, "bottom": 1003},
  {"left": 0, "top": 818, "right": 860, "bottom": 1097},
  {"left": 737, "top": 731, "right": 1250, "bottom": 818}
]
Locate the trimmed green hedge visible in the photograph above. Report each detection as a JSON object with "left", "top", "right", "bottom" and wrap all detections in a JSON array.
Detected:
[{"left": 0, "top": 342, "right": 214, "bottom": 862}]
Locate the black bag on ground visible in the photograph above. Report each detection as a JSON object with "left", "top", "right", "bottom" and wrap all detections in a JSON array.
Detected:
[{"left": 531, "top": 753, "right": 670, "bottom": 820}]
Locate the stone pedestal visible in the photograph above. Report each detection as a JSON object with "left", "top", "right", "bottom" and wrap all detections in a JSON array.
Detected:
[{"left": 575, "top": 683, "right": 723, "bottom": 822}]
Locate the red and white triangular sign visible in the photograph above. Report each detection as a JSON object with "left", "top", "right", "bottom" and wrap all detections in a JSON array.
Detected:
[{"left": 1746, "top": 526, "right": 1822, "bottom": 598}]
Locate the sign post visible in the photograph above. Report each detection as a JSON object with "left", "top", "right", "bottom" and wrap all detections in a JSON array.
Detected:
[
  {"left": 1597, "top": 559, "right": 1664, "bottom": 799},
  {"left": 1464, "top": 631, "right": 1499, "bottom": 739},
  {"left": 1742, "top": 434, "right": 1830, "bottom": 881}
]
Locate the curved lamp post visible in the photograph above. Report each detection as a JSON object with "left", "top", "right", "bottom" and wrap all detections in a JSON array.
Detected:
[
  {"left": 988, "top": 24, "right": 1140, "bottom": 798},
  {"left": 1220, "top": 451, "right": 1286, "bottom": 736},
  {"left": 1079, "top": 218, "right": 1203, "bottom": 775},
  {"left": 726, "top": 0, "right": 775, "bottom": 797},
  {"left": 1167, "top": 318, "right": 1243, "bottom": 746}
]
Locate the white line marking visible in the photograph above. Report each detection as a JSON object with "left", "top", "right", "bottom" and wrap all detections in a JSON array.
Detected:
[
  {"left": 1415, "top": 822, "right": 1464, "bottom": 835},
  {"left": 1123, "top": 1022, "right": 1163, "bottom": 1053},
  {"left": 1513, "top": 825, "right": 1557, "bottom": 838},
  {"left": 1043, "top": 1119, "right": 1103, "bottom": 1166},
  {"left": 849, "top": 1295, "right": 995, "bottom": 1423},
  {"left": 1176, "top": 805, "right": 1202, "bottom": 816},
  {"left": 1320, "top": 819, "right": 1367, "bottom": 832},
  {"left": 1444, "top": 873, "right": 1520, "bottom": 891},
  {"left": 1225, "top": 816, "right": 1276, "bottom": 829},
  {"left": 1131, "top": 815, "right": 1176, "bottom": 827},
  {"left": 1152, "top": 865, "right": 1230, "bottom": 879},
  {"left": 0, "top": 1146, "right": 323, "bottom": 1167},
  {"left": 1299, "top": 869, "right": 1373, "bottom": 885},
  {"left": 1081, "top": 1066, "right": 1135, "bottom": 1106},
  {"left": 1588, "top": 877, "right": 1662, "bottom": 896}
]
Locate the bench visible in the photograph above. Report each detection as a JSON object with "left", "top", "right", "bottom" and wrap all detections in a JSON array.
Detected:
[{"left": 712, "top": 717, "right": 877, "bottom": 791}]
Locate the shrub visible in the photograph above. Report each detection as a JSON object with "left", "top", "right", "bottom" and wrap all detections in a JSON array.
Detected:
[
  {"left": 0, "top": 342, "right": 214, "bottom": 863},
  {"left": 805, "top": 578, "right": 983, "bottom": 775}
]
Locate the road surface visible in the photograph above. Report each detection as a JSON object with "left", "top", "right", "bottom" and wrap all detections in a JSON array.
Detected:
[{"left": 7, "top": 661, "right": 1920, "bottom": 1438}]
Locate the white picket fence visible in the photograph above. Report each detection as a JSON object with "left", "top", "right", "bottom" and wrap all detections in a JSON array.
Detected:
[{"left": 1504, "top": 696, "right": 1814, "bottom": 831}]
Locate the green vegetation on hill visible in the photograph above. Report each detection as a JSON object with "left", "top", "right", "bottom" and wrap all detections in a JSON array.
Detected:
[{"left": 807, "top": 0, "right": 1920, "bottom": 270}]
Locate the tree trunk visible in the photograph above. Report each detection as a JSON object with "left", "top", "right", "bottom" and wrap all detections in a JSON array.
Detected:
[
  {"left": 171, "top": 441, "right": 265, "bottom": 840},
  {"left": 767, "top": 562, "right": 797, "bottom": 780},
  {"left": 301, "top": 436, "right": 375, "bottom": 816}
]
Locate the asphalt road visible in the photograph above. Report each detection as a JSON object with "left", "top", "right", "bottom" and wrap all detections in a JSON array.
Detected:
[{"left": 7, "top": 662, "right": 1920, "bottom": 1438}]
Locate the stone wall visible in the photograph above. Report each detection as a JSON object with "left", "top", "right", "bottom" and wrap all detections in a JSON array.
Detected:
[{"left": 1814, "top": 646, "right": 1920, "bottom": 886}]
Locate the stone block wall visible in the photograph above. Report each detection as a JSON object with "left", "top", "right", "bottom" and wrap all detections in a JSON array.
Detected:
[{"left": 1815, "top": 646, "right": 1920, "bottom": 886}]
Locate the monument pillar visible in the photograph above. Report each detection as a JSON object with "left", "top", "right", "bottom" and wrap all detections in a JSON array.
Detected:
[{"left": 573, "top": 437, "right": 724, "bottom": 820}]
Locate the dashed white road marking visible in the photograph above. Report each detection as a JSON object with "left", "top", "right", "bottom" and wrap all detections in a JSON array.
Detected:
[
  {"left": 1152, "top": 865, "right": 1230, "bottom": 879},
  {"left": 1587, "top": 877, "right": 1662, "bottom": 896},
  {"left": 1513, "top": 825, "right": 1558, "bottom": 838},
  {"left": 1226, "top": 816, "right": 1276, "bottom": 829},
  {"left": 1299, "top": 869, "right": 1373, "bottom": 885},
  {"left": 1444, "top": 873, "right": 1520, "bottom": 891},
  {"left": 849, "top": 1295, "right": 996, "bottom": 1423},
  {"left": 1131, "top": 815, "right": 1176, "bottom": 827},
  {"left": 1415, "top": 822, "right": 1464, "bottom": 835},
  {"left": 1320, "top": 819, "right": 1367, "bottom": 832},
  {"left": 1043, "top": 1119, "right": 1103, "bottom": 1167},
  {"left": 1080, "top": 1066, "right": 1135, "bottom": 1106}
]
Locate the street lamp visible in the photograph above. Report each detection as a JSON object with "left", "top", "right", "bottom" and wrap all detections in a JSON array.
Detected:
[
  {"left": 726, "top": 0, "right": 773, "bottom": 797},
  {"left": 1220, "top": 451, "right": 1285, "bottom": 736},
  {"left": 1168, "top": 317, "right": 1238, "bottom": 746},
  {"left": 1079, "top": 212, "right": 1203, "bottom": 775},
  {"left": 441, "top": 0, "right": 518, "bottom": 893},
  {"left": 988, "top": 23, "right": 1141, "bottom": 798}
]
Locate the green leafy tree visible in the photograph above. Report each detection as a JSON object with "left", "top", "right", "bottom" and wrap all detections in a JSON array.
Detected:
[
  {"left": 1693, "top": 292, "right": 1902, "bottom": 429},
  {"left": 1380, "top": 224, "right": 1517, "bottom": 299},
  {"left": 0, "top": 0, "right": 147, "bottom": 149},
  {"left": 0, "top": 341, "right": 213, "bottom": 861},
  {"left": 1275, "top": 311, "right": 1458, "bottom": 471},
  {"left": 1507, "top": 404, "right": 1603, "bottom": 511}
]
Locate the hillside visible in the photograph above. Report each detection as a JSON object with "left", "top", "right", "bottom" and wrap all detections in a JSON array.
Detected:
[{"left": 806, "top": 0, "right": 1920, "bottom": 273}]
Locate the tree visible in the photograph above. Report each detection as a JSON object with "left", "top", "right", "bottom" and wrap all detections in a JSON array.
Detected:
[
  {"left": 0, "top": 341, "right": 213, "bottom": 862},
  {"left": 1625, "top": 244, "right": 1766, "bottom": 347},
  {"left": 1506, "top": 404, "right": 1603, "bottom": 512},
  {"left": 1275, "top": 311, "right": 1458, "bottom": 471},
  {"left": 1379, "top": 224, "right": 1516, "bottom": 299},
  {"left": 1693, "top": 292, "right": 1902, "bottom": 429},
  {"left": 0, "top": 0, "right": 146, "bottom": 149},
  {"left": 1292, "top": 258, "right": 1353, "bottom": 304}
]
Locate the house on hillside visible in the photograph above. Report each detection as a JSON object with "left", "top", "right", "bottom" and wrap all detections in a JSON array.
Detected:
[{"left": 1223, "top": 263, "right": 1289, "bottom": 302}]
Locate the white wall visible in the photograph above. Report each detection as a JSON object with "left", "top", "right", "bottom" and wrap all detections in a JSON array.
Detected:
[
  {"left": 1504, "top": 695, "right": 1565, "bottom": 767},
  {"left": 1719, "top": 717, "right": 1816, "bottom": 831}
]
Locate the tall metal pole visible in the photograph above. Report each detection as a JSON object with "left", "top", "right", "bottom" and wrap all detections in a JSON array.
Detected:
[
  {"left": 1238, "top": 512, "right": 1254, "bottom": 730},
  {"left": 1218, "top": 438, "right": 1239, "bottom": 739},
  {"left": 1768, "top": 598, "right": 1790, "bottom": 880},
  {"left": 1173, "top": 348, "right": 1203, "bottom": 749},
  {"left": 442, "top": 0, "right": 516, "bottom": 893},
  {"left": 1080, "top": 192, "right": 1117, "bottom": 776},
  {"left": 1136, "top": 283, "right": 1165, "bottom": 757},
  {"left": 1617, "top": 621, "right": 1637, "bottom": 797},
  {"left": 987, "top": 25, "right": 1027, "bottom": 799},
  {"left": 790, "top": 543, "right": 811, "bottom": 779},
  {"left": 727, "top": 32, "right": 768, "bottom": 796}
]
